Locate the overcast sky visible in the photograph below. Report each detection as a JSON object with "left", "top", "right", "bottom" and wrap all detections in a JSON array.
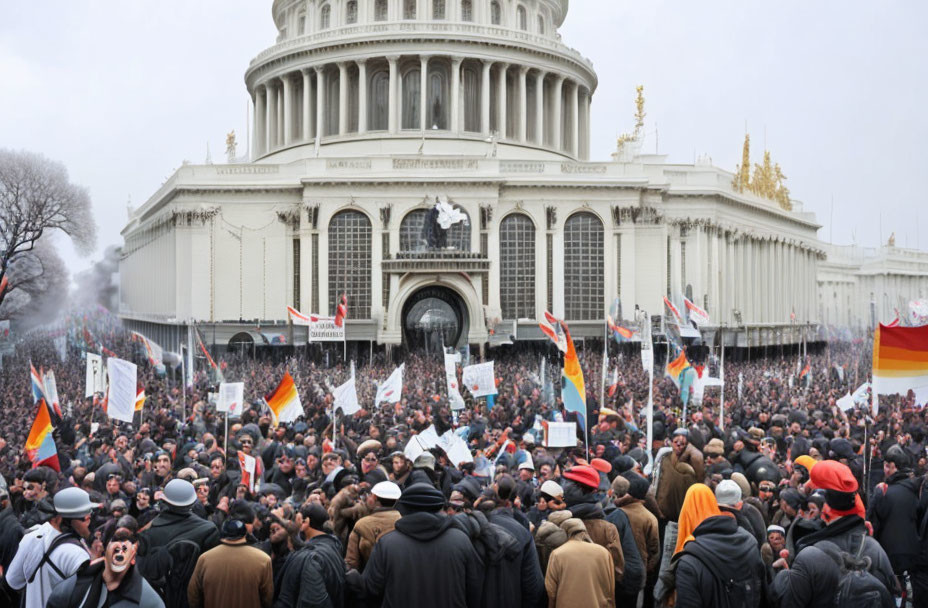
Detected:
[{"left": 2, "top": 1, "right": 926, "bottom": 277}]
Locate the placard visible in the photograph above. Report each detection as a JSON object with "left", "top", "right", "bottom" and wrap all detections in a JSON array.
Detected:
[
  {"left": 85, "top": 353, "right": 104, "bottom": 397},
  {"left": 106, "top": 357, "right": 138, "bottom": 423},
  {"left": 218, "top": 382, "right": 244, "bottom": 417},
  {"left": 309, "top": 317, "right": 345, "bottom": 342},
  {"left": 462, "top": 361, "right": 497, "bottom": 398},
  {"left": 544, "top": 421, "right": 577, "bottom": 447}
]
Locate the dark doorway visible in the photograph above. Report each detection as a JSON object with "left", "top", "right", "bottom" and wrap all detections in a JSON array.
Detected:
[{"left": 402, "top": 285, "right": 468, "bottom": 353}]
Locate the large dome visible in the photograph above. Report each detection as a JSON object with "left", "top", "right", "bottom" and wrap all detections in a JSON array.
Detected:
[{"left": 246, "top": 0, "right": 596, "bottom": 162}]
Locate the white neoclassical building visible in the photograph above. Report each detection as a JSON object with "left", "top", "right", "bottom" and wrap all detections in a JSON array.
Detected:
[{"left": 119, "top": 0, "right": 927, "bottom": 354}]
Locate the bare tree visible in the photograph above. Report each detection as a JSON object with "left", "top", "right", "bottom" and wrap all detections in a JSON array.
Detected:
[
  {"left": 0, "top": 241, "right": 69, "bottom": 325},
  {"left": 0, "top": 149, "right": 96, "bottom": 314}
]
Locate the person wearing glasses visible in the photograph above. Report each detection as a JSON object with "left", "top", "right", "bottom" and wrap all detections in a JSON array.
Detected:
[{"left": 6, "top": 487, "right": 98, "bottom": 608}]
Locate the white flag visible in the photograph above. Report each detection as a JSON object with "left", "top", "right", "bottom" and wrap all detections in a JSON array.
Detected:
[
  {"left": 85, "top": 352, "right": 104, "bottom": 397},
  {"left": 44, "top": 371, "right": 60, "bottom": 415},
  {"left": 106, "top": 357, "right": 138, "bottom": 423},
  {"left": 238, "top": 452, "right": 257, "bottom": 493},
  {"left": 462, "top": 361, "right": 497, "bottom": 398},
  {"left": 444, "top": 351, "right": 466, "bottom": 410},
  {"left": 375, "top": 364, "right": 404, "bottom": 405},
  {"left": 836, "top": 392, "right": 855, "bottom": 412},
  {"left": 218, "top": 382, "right": 245, "bottom": 417},
  {"left": 684, "top": 297, "right": 710, "bottom": 327},
  {"left": 438, "top": 430, "right": 474, "bottom": 466},
  {"left": 334, "top": 364, "right": 360, "bottom": 416}
]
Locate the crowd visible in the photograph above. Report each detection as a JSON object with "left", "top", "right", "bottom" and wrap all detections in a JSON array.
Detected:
[{"left": 0, "top": 312, "right": 926, "bottom": 608}]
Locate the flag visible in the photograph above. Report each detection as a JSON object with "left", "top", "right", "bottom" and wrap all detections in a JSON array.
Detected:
[
  {"left": 265, "top": 371, "right": 303, "bottom": 425},
  {"left": 666, "top": 350, "right": 697, "bottom": 404},
  {"left": 684, "top": 297, "right": 710, "bottom": 327},
  {"left": 43, "top": 370, "right": 63, "bottom": 419},
  {"left": 872, "top": 324, "right": 928, "bottom": 413},
  {"left": 375, "top": 364, "right": 404, "bottom": 405},
  {"left": 287, "top": 305, "right": 312, "bottom": 326},
  {"left": 24, "top": 401, "right": 59, "bottom": 472},
  {"left": 334, "top": 293, "right": 348, "bottom": 328},
  {"left": 557, "top": 319, "right": 588, "bottom": 433},
  {"left": 30, "top": 363, "right": 47, "bottom": 405},
  {"left": 238, "top": 452, "right": 257, "bottom": 493},
  {"left": 195, "top": 328, "right": 224, "bottom": 383},
  {"left": 663, "top": 297, "right": 684, "bottom": 348},
  {"left": 135, "top": 386, "right": 146, "bottom": 412},
  {"left": 538, "top": 311, "right": 567, "bottom": 353},
  {"left": 0, "top": 274, "right": 7, "bottom": 298},
  {"left": 887, "top": 316, "right": 901, "bottom": 328},
  {"left": 799, "top": 361, "right": 811, "bottom": 387},
  {"left": 130, "top": 331, "right": 163, "bottom": 367},
  {"left": 334, "top": 363, "right": 361, "bottom": 416},
  {"left": 606, "top": 297, "right": 635, "bottom": 343},
  {"left": 608, "top": 368, "right": 619, "bottom": 397},
  {"left": 663, "top": 296, "right": 683, "bottom": 324}
]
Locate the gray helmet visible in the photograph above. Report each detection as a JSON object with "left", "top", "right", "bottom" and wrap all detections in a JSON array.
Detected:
[
  {"left": 162, "top": 479, "right": 197, "bottom": 508},
  {"left": 413, "top": 452, "right": 436, "bottom": 472},
  {"left": 53, "top": 487, "right": 100, "bottom": 518}
]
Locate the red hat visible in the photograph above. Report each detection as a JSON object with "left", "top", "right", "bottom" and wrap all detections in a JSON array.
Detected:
[
  {"left": 563, "top": 465, "right": 600, "bottom": 489},
  {"left": 590, "top": 458, "right": 612, "bottom": 474},
  {"left": 810, "top": 460, "right": 858, "bottom": 493}
]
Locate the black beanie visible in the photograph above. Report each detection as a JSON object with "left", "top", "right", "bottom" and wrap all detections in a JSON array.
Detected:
[
  {"left": 623, "top": 472, "right": 649, "bottom": 501},
  {"left": 397, "top": 483, "right": 445, "bottom": 514}
]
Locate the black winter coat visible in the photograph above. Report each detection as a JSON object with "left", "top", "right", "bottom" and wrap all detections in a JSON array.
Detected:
[
  {"left": 0, "top": 505, "right": 24, "bottom": 571},
  {"left": 673, "top": 515, "right": 767, "bottom": 608},
  {"left": 274, "top": 533, "right": 345, "bottom": 608},
  {"left": 349, "top": 511, "right": 483, "bottom": 608},
  {"left": 604, "top": 504, "right": 645, "bottom": 593},
  {"left": 487, "top": 508, "right": 545, "bottom": 608},
  {"left": 138, "top": 508, "right": 220, "bottom": 554},
  {"left": 868, "top": 470, "right": 921, "bottom": 573}
]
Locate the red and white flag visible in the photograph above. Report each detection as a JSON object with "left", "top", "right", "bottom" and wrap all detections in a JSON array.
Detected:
[
  {"left": 375, "top": 364, "right": 404, "bottom": 405},
  {"left": 663, "top": 296, "right": 683, "bottom": 324},
  {"left": 239, "top": 451, "right": 257, "bottom": 493},
  {"left": 538, "top": 311, "right": 567, "bottom": 353},
  {"left": 287, "top": 305, "right": 313, "bottom": 326},
  {"left": 335, "top": 294, "right": 348, "bottom": 328},
  {"left": 608, "top": 368, "right": 620, "bottom": 397},
  {"left": 684, "top": 297, "right": 710, "bottom": 327}
]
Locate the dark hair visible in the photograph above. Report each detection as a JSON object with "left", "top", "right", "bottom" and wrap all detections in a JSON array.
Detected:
[
  {"left": 495, "top": 474, "right": 516, "bottom": 502},
  {"left": 378, "top": 497, "right": 397, "bottom": 508}
]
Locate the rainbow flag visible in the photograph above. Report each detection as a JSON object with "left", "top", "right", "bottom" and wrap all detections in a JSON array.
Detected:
[
  {"left": 666, "top": 349, "right": 697, "bottom": 405},
  {"left": 265, "top": 371, "right": 303, "bottom": 425},
  {"left": 560, "top": 321, "right": 588, "bottom": 433},
  {"left": 24, "top": 401, "right": 59, "bottom": 471},
  {"left": 873, "top": 324, "right": 928, "bottom": 412}
]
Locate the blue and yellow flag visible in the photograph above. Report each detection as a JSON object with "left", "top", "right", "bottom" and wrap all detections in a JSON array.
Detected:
[{"left": 560, "top": 322, "right": 587, "bottom": 431}]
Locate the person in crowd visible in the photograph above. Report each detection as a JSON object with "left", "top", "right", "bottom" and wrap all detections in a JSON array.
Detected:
[
  {"left": 561, "top": 464, "right": 625, "bottom": 588},
  {"left": 188, "top": 519, "right": 273, "bottom": 608},
  {"left": 544, "top": 517, "right": 615, "bottom": 608},
  {"left": 274, "top": 503, "right": 344, "bottom": 608},
  {"left": 344, "top": 480, "right": 401, "bottom": 572}
]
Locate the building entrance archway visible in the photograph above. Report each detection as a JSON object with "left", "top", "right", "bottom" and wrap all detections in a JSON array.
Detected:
[{"left": 402, "top": 285, "right": 469, "bottom": 352}]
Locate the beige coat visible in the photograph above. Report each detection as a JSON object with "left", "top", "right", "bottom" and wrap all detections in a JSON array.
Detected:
[
  {"left": 187, "top": 539, "right": 273, "bottom": 608},
  {"left": 344, "top": 508, "right": 401, "bottom": 571},
  {"left": 621, "top": 499, "right": 661, "bottom": 574},
  {"left": 545, "top": 539, "right": 615, "bottom": 608}
]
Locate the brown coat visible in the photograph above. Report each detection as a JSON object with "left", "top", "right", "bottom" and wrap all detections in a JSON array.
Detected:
[
  {"left": 187, "top": 539, "right": 273, "bottom": 608},
  {"left": 344, "top": 508, "right": 401, "bottom": 571},
  {"left": 545, "top": 539, "right": 615, "bottom": 608},
  {"left": 328, "top": 486, "right": 370, "bottom": 545},
  {"left": 620, "top": 499, "right": 660, "bottom": 574},
  {"left": 656, "top": 446, "right": 703, "bottom": 522},
  {"left": 582, "top": 517, "right": 625, "bottom": 584}
]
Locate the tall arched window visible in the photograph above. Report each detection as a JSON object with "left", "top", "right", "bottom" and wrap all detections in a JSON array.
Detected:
[
  {"left": 537, "top": 14, "right": 545, "bottom": 34},
  {"left": 461, "top": 0, "right": 473, "bottom": 21},
  {"left": 462, "top": 64, "right": 480, "bottom": 131},
  {"left": 375, "top": 0, "right": 388, "bottom": 20},
  {"left": 320, "top": 4, "right": 331, "bottom": 29},
  {"left": 428, "top": 64, "right": 449, "bottom": 130},
  {"left": 368, "top": 69, "right": 390, "bottom": 130},
  {"left": 328, "top": 210, "right": 372, "bottom": 319},
  {"left": 500, "top": 214, "right": 535, "bottom": 318},
  {"left": 517, "top": 5, "right": 527, "bottom": 30},
  {"left": 404, "top": 0, "right": 416, "bottom": 19},
  {"left": 564, "top": 212, "right": 604, "bottom": 320},
  {"left": 400, "top": 208, "right": 471, "bottom": 252},
  {"left": 433, "top": 0, "right": 446, "bottom": 19},
  {"left": 401, "top": 68, "right": 420, "bottom": 129},
  {"left": 490, "top": 1, "right": 501, "bottom": 25},
  {"left": 346, "top": 0, "right": 358, "bottom": 24}
]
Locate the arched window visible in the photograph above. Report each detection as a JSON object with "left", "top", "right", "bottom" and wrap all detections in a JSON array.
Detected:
[
  {"left": 320, "top": 4, "right": 331, "bottom": 29},
  {"left": 490, "top": 1, "right": 501, "bottom": 25},
  {"left": 428, "top": 64, "right": 449, "bottom": 130},
  {"left": 564, "top": 212, "right": 604, "bottom": 320},
  {"left": 298, "top": 12, "right": 306, "bottom": 34},
  {"left": 328, "top": 210, "right": 372, "bottom": 319},
  {"left": 500, "top": 214, "right": 535, "bottom": 318},
  {"left": 346, "top": 0, "right": 358, "bottom": 24},
  {"left": 400, "top": 208, "right": 471, "bottom": 252},
  {"left": 404, "top": 0, "right": 416, "bottom": 19},
  {"left": 375, "top": 0, "right": 388, "bottom": 21},
  {"left": 461, "top": 0, "right": 473, "bottom": 21},
  {"left": 433, "top": 0, "right": 446, "bottom": 19},
  {"left": 401, "top": 68, "right": 420, "bottom": 129},
  {"left": 537, "top": 14, "right": 545, "bottom": 34},
  {"left": 517, "top": 5, "right": 527, "bottom": 30},
  {"left": 368, "top": 69, "right": 390, "bottom": 130},
  {"left": 462, "top": 65, "right": 480, "bottom": 131}
]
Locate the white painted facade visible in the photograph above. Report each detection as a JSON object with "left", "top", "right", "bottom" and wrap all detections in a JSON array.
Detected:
[{"left": 118, "top": 0, "right": 927, "bottom": 353}]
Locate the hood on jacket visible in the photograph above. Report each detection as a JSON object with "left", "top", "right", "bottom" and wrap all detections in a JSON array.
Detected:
[
  {"left": 394, "top": 510, "right": 454, "bottom": 542},
  {"left": 450, "top": 511, "right": 520, "bottom": 565},
  {"left": 676, "top": 514, "right": 756, "bottom": 578}
]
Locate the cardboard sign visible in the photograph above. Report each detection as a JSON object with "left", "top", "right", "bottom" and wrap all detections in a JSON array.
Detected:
[
  {"left": 218, "top": 382, "right": 245, "bottom": 417},
  {"left": 544, "top": 422, "right": 577, "bottom": 448}
]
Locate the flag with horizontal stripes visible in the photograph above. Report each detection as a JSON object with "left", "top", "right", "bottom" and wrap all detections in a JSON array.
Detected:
[
  {"left": 25, "top": 401, "right": 59, "bottom": 471},
  {"left": 873, "top": 324, "right": 928, "bottom": 414},
  {"left": 559, "top": 320, "right": 588, "bottom": 432},
  {"left": 665, "top": 349, "right": 696, "bottom": 406},
  {"left": 684, "top": 297, "right": 710, "bottom": 327},
  {"left": 538, "top": 311, "right": 567, "bottom": 353},
  {"left": 287, "top": 305, "right": 313, "bottom": 326},
  {"left": 265, "top": 371, "right": 303, "bottom": 425}
]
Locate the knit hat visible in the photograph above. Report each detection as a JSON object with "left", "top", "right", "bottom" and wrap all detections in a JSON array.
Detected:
[
  {"left": 730, "top": 472, "right": 753, "bottom": 499},
  {"left": 562, "top": 465, "right": 600, "bottom": 490},
  {"left": 704, "top": 438, "right": 725, "bottom": 456},
  {"left": 779, "top": 488, "right": 804, "bottom": 511},
  {"left": 221, "top": 519, "right": 247, "bottom": 540},
  {"left": 793, "top": 455, "right": 818, "bottom": 473},
  {"left": 590, "top": 458, "right": 612, "bottom": 474},
  {"left": 547, "top": 510, "right": 573, "bottom": 527},
  {"left": 715, "top": 480, "right": 742, "bottom": 506},
  {"left": 357, "top": 439, "right": 383, "bottom": 459},
  {"left": 623, "top": 472, "right": 649, "bottom": 501},
  {"left": 611, "top": 475, "right": 630, "bottom": 498},
  {"left": 303, "top": 503, "right": 329, "bottom": 531},
  {"left": 453, "top": 477, "right": 483, "bottom": 502},
  {"left": 397, "top": 483, "right": 445, "bottom": 514}
]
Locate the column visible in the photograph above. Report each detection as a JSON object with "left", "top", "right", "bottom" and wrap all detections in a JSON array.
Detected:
[
  {"left": 481, "top": 60, "right": 491, "bottom": 135},
  {"left": 358, "top": 59, "right": 368, "bottom": 134},
  {"left": 534, "top": 71, "right": 545, "bottom": 145},
  {"left": 552, "top": 75, "right": 564, "bottom": 151},
  {"left": 282, "top": 73, "right": 293, "bottom": 145},
  {"left": 450, "top": 56, "right": 462, "bottom": 132},
  {"left": 419, "top": 55, "right": 429, "bottom": 131},
  {"left": 387, "top": 56, "right": 399, "bottom": 133},
  {"left": 518, "top": 66, "right": 528, "bottom": 142},
  {"left": 277, "top": 80, "right": 284, "bottom": 145},
  {"left": 255, "top": 86, "right": 266, "bottom": 156},
  {"left": 497, "top": 63, "right": 508, "bottom": 138},
  {"left": 570, "top": 80, "right": 579, "bottom": 156},
  {"left": 302, "top": 70, "right": 312, "bottom": 141},
  {"left": 315, "top": 65, "right": 325, "bottom": 142},
  {"left": 338, "top": 62, "right": 348, "bottom": 135},
  {"left": 265, "top": 81, "right": 276, "bottom": 151}
]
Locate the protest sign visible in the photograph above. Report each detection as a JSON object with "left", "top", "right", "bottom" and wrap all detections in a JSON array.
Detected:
[
  {"left": 85, "top": 353, "right": 104, "bottom": 397},
  {"left": 218, "top": 382, "right": 244, "bottom": 417},
  {"left": 462, "top": 361, "right": 497, "bottom": 398},
  {"left": 106, "top": 357, "right": 138, "bottom": 423},
  {"left": 544, "top": 421, "right": 577, "bottom": 447}
]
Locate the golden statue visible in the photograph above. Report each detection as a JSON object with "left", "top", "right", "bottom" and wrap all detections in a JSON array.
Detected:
[
  {"left": 732, "top": 134, "right": 751, "bottom": 192},
  {"left": 616, "top": 85, "right": 646, "bottom": 153},
  {"left": 733, "top": 134, "right": 792, "bottom": 210},
  {"left": 225, "top": 130, "right": 237, "bottom": 162}
]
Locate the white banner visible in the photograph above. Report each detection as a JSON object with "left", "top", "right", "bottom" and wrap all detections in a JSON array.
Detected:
[
  {"left": 438, "top": 429, "right": 473, "bottom": 465},
  {"left": 239, "top": 452, "right": 256, "bottom": 493},
  {"left": 106, "top": 357, "right": 138, "bottom": 423},
  {"left": 218, "top": 382, "right": 245, "bottom": 417},
  {"left": 462, "top": 361, "right": 497, "bottom": 398},
  {"left": 44, "top": 371, "right": 60, "bottom": 414},
  {"left": 641, "top": 348, "right": 653, "bottom": 373},
  {"left": 310, "top": 317, "right": 346, "bottom": 342},
  {"left": 85, "top": 353, "right": 104, "bottom": 397},
  {"left": 837, "top": 392, "right": 856, "bottom": 412},
  {"left": 545, "top": 421, "right": 577, "bottom": 447},
  {"left": 444, "top": 351, "right": 466, "bottom": 410},
  {"left": 375, "top": 364, "right": 404, "bottom": 405}
]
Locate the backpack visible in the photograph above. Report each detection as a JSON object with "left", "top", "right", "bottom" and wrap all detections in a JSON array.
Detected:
[
  {"left": 822, "top": 537, "right": 893, "bottom": 608},
  {"left": 26, "top": 531, "right": 85, "bottom": 583},
  {"left": 679, "top": 549, "right": 761, "bottom": 608},
  {"left": 136, "top": 538, "right": 201, "bottom": 608}
]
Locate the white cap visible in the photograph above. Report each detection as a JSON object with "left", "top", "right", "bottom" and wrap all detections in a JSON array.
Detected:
[
  {"left": 371, "top": 481, "right": 402, "bottom": 501},
  {"left": 518, "top": 460, "right": 535, "bottom": 471},
  {"left": 540, "top": 480, "right": 564, "bottom": 498},
  {"left": 715, "top": 479, "right": 742, "bottom": 506}
]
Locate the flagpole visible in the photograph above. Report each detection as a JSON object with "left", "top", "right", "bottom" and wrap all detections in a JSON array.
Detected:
[
  {"left": 719, "top": 329, "right": 725, "bottom": 431},
  {"left": 600, "top": 320, "right": 608, "bottom": 410}
]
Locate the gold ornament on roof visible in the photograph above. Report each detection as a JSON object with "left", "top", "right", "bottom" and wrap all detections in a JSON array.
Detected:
[
  {"left": 732, "top": 134, "right": 792, "bottom": 211},
  {"left": 616, "top": 85, "right": 646, "bottom": 152},
  {"left": 225, "top": 131, "right": 237, "bottom": 162}
]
